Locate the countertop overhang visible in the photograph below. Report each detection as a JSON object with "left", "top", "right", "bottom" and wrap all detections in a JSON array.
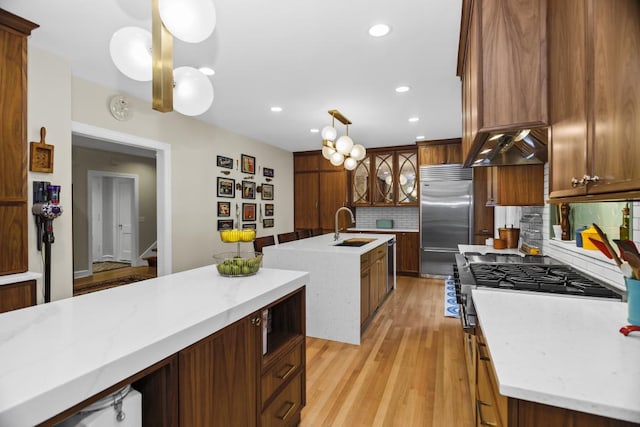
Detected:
[
  {"left": 0, "top": 266, "right": 308, "bottom": 426},
  {"left": 265, "top": 233, "right": 394, "bottom": 255},
  {"left": 472, "top": 288, "right": 640, "bottom": 423}
]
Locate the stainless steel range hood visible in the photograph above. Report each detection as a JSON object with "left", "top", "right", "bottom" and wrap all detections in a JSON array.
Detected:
[{"left": 471, "top": 128, "right": 548, "bottom": 167}]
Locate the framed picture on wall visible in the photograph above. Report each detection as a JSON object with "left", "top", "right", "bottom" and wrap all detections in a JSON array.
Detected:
[
  {"left": 217, "top": 201, "right": 230, "bottom": 217},
  {"left": 217, "top": 219, "right": 234, "bottom": 230},
  {"left": 263, "top": 167, "right": 274, "bottom": 178},
  {"left": 242, "top": 203, "right": 256, "bottom": 221},
  {"left": 242, "top": 180, "right": 256, "bottom": 199},
  {"left": 242, "top": 223, "right": 256, "bottom": 230},
  {"left": 241, "top": 154, "right": 256, "bottom": 174},
  {"left": 261, "top": 183, "right": 274, "bottom": 200},
  {"left": 264, "top": 203, "right": 274, "bottom": 217},
  {"left": 216, "top": 155, "right": 233, "bottom": 169},
  {"left": 217, "top": 177, "right": 235, "bottom": 198},
  {"left": 263, "top": 218, "right": 274, "bottom": 228}
]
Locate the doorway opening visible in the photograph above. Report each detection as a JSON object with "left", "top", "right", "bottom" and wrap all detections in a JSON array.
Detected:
[{"left": 71, "top": 122, "right": 172, "bottom": 295}]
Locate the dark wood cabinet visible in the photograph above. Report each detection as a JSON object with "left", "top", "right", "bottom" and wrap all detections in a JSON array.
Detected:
[
  {"left": 548, "top": 0, "right": 640, "bottom": 201},
  {"left": 351, "top": 147, "right": 418, "bottom": 207},
  {"left": 417, "top": 139, "right": 462, "bottom": 166},
  {"left": 179, "top": 314, "right": 259, "bottom": 427},
  {"left": 0, "top": 280, "right": 36, "bottom": 313},
  {"left": 457, "top": 0, "right": 548, "bottom": 167},
  {"left": 294, "top": 152, "right": 348, "bottom": 233},
  {"left": 360, "top": 244, "right": 388, "bottom": 330},
  {"left": 472, "top": 167, "right": 494, "bottom": 244},
  {"left": 485, "top": 165, "right": 544, "bottom": 207},
  {"left": 0, "top": 10, "right": 38, "bottom": 275},
  {"left": 396, "top": 232, "right": 419, "bottom": 276}
]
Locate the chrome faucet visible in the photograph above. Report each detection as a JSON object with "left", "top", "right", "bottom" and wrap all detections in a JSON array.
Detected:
[{"left": 334, "top": 207, "right": 355, "bottom": 241}]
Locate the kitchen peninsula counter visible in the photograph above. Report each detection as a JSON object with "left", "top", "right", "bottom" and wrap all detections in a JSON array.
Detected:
[
  {"left": 263, "top": 233, "right": 395, "bottom": 345},
  {"left": 472, "top": 288, "right": 640, "bottom": 424},
  {"left": 0, "top": 266, "right": 308, "bottom": 426}
]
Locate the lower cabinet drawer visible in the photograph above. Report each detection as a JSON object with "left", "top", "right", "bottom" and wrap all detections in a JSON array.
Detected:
[
  {"left": 261, "top": 372, "right": 303, "bottom": 427},
  {"left": 261, "top": 343, "right": 303, "bottom": 405}
]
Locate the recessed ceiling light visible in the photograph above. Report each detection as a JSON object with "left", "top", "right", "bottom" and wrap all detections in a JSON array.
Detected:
[
  {"left": 408, "top": 117, "right": 419, "bottom": 123},
  {"left": 416, "top": 135, "right": 425, "bottom": 140},
  {"left": 369, "top": 24, "right": 390, "bottom": 37},
  {"left": 270, "top": 106, "right": 283, "bottom": 112},
  {"left": 310, "top": 128, "right": 319, "bottom": 133},
  {"left": 198, "top": 67, "right": 215, "bottom": 76},
  {"left": 395, "top": 86, "right": 411, "bottom": 93}
]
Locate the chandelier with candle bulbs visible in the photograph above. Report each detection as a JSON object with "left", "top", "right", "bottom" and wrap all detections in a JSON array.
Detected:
[{"left": 320, "top": 110, "right": 367, "bottom": 170}]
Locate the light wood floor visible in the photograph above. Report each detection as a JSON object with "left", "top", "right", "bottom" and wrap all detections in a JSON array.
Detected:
[
  {"left": 73, "top": 265, "right": 156, "bottom": 296},
  {"left": 300, "top": 276, "right": 473, "bottom": 427}
]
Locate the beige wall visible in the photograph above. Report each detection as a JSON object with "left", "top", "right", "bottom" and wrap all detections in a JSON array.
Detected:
[
  {"left": 72, "top": 144, "right": 157, "bottom": 272},
  {"left": 27, "top": 46, "right": 294, "bottom": 301}
]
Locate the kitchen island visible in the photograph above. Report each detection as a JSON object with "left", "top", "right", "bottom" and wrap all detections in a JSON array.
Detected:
[
  {"left": 263, "top": 233, "right": 395, "bottom": 345},
  {"left": 472, "top": 288, "right": 640, "bottom": 424},
  {"left": 0, "top": 265, "right": 308, "bottom": 426}
]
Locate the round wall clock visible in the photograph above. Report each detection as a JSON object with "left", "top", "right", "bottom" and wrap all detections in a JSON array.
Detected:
[{"left": 109, "top": 95, "right": 132, "bottom": 121}]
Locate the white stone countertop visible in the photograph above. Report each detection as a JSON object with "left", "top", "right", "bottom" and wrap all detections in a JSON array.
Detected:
[
  {"left": 347, "top": 227, "right": 419, "bottom": 233},
  {"left": 0, "top": 271, "right": 41, "bottom": 286},
  {"left": 458, "top": 244, "right": 523, "bottom": 256},
  {"left": 0, "top": 265, "right": 308, "bottom": 426},
  {"left": 271, "top": 232, "right": 394, "bottom": 254},
  {"left": 472, "top": 288, "right": 640, "bottom": 423}
]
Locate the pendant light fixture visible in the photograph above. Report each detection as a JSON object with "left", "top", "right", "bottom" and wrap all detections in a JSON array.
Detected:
[
  {"left": 109, "top": 0, "right": 216, "bottom": 116},
  {"left": 321, "top": 110, "right": 367, "bottom": 170}
]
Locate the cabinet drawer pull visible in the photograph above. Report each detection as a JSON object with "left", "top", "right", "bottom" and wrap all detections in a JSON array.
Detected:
[
  {"left": 276, "top": 400, "right": 296, "bottom": 421},
  {"left": 274, "top": 363, "right": 296, "bottom": 380},
  {"left": 477, "top": 342, "right": 490, "bottom": 361},
  {"left": 251, "top": 317, "right": 262, "bottom": 326},
  {"left": 476, "top": 399, "right": 497, "bottom": 426}
]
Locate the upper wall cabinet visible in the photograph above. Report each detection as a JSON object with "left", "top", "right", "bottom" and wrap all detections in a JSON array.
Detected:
[
  {"left": 351, "top": 147, "right": 418, "bottom": 207},
  {"left": 0, "top": 11, "right": 39, "bottom": 275},
  {"left": 548, "top": 0, "right": 640, "bottom": 201},
  {"left": 457, "top": 0, "right": 548, "bottom": 167},
  {"left": 417, "top": 138, "right": 462, "bottom": 166}
]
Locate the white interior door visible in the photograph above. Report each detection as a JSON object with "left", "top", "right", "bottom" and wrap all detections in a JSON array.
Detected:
[
  {"left": 91, "top": 177, "right": 103, "bottom": 262},
  {"left": 116, "top": 178, "right": 133, "bottom": 262}
]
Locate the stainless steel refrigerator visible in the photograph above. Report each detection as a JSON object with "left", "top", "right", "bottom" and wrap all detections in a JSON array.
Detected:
[{"left": 420, "top": 164, "right": 473, "bottom": 277}]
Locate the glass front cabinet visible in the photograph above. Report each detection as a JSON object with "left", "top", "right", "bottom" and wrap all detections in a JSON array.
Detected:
[{"left": 351, "top": 148, "right": 418, "bottom": 207}]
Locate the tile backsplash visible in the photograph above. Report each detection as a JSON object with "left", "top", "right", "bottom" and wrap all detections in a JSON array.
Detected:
[{"left": 354, "top": 206, "right": 419, "bottom": 230}]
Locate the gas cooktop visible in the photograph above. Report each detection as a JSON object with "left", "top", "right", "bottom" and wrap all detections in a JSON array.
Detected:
[{"left": 470, "top": 263, "right": 622, "bottom": 299}]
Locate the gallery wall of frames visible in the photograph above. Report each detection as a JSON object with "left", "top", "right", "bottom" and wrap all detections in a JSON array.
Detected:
[{"left": 216, "top": 153, "right": 275, "bottom": 232}]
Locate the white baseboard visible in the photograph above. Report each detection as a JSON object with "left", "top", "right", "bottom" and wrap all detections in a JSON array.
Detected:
[{"left": 74, "top": 270, "right": 90, "bottom": 279}]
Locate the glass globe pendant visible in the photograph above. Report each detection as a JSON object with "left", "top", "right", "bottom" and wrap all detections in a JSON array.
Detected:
[
  {"left": 344, "top": 157, "right": 358, "bottom": 170},
  {"left": 335, "top": 135, "right": 354, "bottom": 155},
  {"left": 321, "top": 125, "right": 337, "bottom": 142},
  {"left": 158, "top": 0, "right": 216, "bottom": 43},
  {"left": 173, "top": 66, "right": 214, "bottom": 116},
  {"left": 110, "top": 27, "right": 152, "bottom": 81},
  {"left": 330, "top": 152, "right": 345, "bottom": 166}
]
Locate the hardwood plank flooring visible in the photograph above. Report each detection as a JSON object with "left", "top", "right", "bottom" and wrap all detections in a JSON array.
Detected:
[
  {"left": 301, "top": 276, "right": 473, "bottom": 427},
  {"left": 73, "top": 266, "right": 156, "bottom": 296}
]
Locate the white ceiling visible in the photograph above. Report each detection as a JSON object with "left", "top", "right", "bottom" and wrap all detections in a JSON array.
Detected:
[{"left": 2, "top": 0, "right": 463, "bottom": 153}]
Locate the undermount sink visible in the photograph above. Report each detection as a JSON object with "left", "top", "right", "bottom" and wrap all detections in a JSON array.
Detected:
[{"left": 333, "top": 238, "right": 376, "bottom": 247}]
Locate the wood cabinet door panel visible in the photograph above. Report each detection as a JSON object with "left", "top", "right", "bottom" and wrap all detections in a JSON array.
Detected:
[
  {"left": 360, "top": 264, "right": 371, "bottom": 325},
  {"left": 0, "top": 29, "right": 27, "bottom": 200},
  {"left": 179, "top": 315, "right": 258, "bottom": 427},
  {"left": 294, "top": 173, "right": 319, "bottom": 230},
  {"left": 0, "top": 280, "right": 35, "bottom": 313},
  {"left": 397, "top": 233, "right": 419, "bottom": 275},
  {"left": 589, "top": 0, "right": 640, "bottom": 194},
  {"left": 496, "top": 165, "right": 544, "bottom": 206},
  {"left": 548, "top": 0, "right": 588, "bottom": 198},
  {"left": 293, "top": 154, "right": 318, "bottom": 172},
  {"left": 473, "top": 167, "right": 494, "bottom": 234},
  {"left": 480, "top": 0, "right": 547, "bottom": 130},
  {"left": 418, "top": 142, "right": 462, "bottom": 166},
  {"left": 0, "top": 204, "right": 28, "bottom": 274},
  {"left": 318, "top": 172, "right": 347, "bottom": 230}
]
